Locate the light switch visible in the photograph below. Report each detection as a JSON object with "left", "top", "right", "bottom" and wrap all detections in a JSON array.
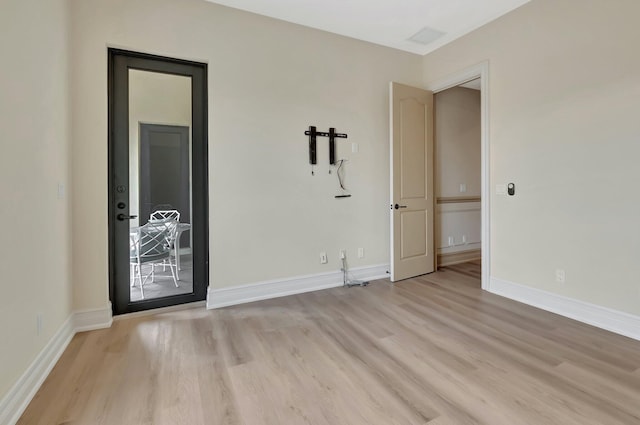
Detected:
[
  {"left": 352, "top": 143, "right": 359, "bottom": 153},
  {"left": 459, "top": 183, "right": 467, "bottom": 193}
]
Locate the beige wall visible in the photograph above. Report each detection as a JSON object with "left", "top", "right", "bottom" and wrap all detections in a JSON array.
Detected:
[
  {"left": 0, "top": 0, "right": 72, "bottom": 400},
  {"left": 435, "top": 86, "right": 481, "bottom": 198},
  {"left": 423, "top": 0, "right": 640, "bottom": 315},
  {"left": 435, "top": 86, "right": 481, "bottom": 254},
  {"left": 70, "top": 0, "right": 423, "bottom": 309}
]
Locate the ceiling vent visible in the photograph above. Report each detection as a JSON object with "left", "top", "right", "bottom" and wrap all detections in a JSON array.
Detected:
[{"left": 407, "top": 26, "right": 446, "bottom": 45}]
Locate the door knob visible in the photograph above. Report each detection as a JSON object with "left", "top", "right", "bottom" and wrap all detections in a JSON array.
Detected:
[
  {"left": 117, "top": 214, "right": 138, "bottom": 221},
  {"left": 394, "top": 204, "right": 407, "bottom": 209}
]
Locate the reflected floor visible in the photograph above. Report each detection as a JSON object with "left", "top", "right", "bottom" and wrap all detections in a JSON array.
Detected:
[{"left": 130, "top": 255, "right": 193, "bottom": 302}]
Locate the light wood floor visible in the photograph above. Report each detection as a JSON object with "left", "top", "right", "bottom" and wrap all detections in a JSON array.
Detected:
[{"left": 18, "top": 261, "right": 640, "bottom": 424}]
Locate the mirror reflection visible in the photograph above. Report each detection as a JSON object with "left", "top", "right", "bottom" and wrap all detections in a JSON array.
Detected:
[{"left": 128, "top": 69, "right": 193, "bottom": 302}]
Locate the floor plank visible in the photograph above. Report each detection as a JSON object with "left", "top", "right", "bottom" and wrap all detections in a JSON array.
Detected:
[{"left": 17, "top": 262, "right": 640, "bottom": 424}]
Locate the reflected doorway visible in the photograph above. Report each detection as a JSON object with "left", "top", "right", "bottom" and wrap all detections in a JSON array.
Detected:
[
  {"left": 108, "top": 49, "right": 208, "bottom": 315},
  {"left": 133, "top": 123, "right": 192, "bottom": 302},
  {"left": 138, "top": 123, "right": 191, "bottom": 246}
]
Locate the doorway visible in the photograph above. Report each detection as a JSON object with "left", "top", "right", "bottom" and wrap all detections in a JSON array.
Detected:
[
  {"left": 434, "top": 79, "right": 482, "bottom": 269},
  {"left": 427, "top": 62, "right": 490, "bottom": 290},
  {"left": 139, "top": 124, "right": 191, "bottom": 236},
  {"left": 108, "top": 49, "right": 208, "bottom": 315},
  {"left": 390, "top": 62, "right": 489, "bottom": 289}
]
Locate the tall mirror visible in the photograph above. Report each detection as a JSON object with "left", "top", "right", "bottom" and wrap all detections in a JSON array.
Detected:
[{"left": 128, "top": 69, "right": 194, "bottom": 302}]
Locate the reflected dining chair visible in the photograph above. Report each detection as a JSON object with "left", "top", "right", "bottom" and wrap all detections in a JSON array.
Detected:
[
  {"left": 129, "top": 218, "right": 179, "bottom": 300},
  {"left": 149, "top": 209, "right": 182, "bottom": 278},
  {"left": 149, "top": 209, "right": 180, "bottom": 222}
]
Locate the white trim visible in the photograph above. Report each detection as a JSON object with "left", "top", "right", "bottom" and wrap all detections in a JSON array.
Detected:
[
  {"left": 73, "top": 302, "right": 113, "bottom": 333},
  {"left": 207, "top": 264, "right": 389, "bottom": 309},
  {"left": 437, "top": 201, "right": 481, "bottom": 213},
  {"left": 388, "top": 82, "right": 396, "bottom": 282},
  {"left": 0, "top": 304, "right": 113, "bottom": 425},
  {"left": 490, "top": 277, "right": 640, "bottom": 341},
  {"left": 426, "top": 61, "right": 490, "bottom": 291},
  {"left": 437, "top": 249, "right": 482, "bottom": 267},
  {"left": 438, "top": 242, "right": 482, "bottom": 253},
  {"left": 0, "top": 318, "right": 74, "bottom": 425}
]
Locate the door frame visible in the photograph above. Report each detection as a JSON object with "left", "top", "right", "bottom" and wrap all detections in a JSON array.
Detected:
[
  {"left": 425, "top": 61, "right": 490, "bottom": 290},
  {"left": 107, "top": 48, "right": 209, "bottom": 315}
]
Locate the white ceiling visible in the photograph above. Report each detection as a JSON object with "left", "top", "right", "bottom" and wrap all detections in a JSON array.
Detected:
[{"left": 204, "top": 0, "right": 530, "bottom": 55}]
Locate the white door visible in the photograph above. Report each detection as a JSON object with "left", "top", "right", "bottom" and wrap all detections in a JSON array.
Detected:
[{"left": 390, "top": 82, "right": 435, "bottom": 282}]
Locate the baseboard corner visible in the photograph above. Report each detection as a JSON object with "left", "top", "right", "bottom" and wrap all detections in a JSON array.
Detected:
[
  {"left": 206, "top": 286, "right": 216, "bottom": 310},
  {"left": 73, "top": 302, "right": 113, "bottom": 333}
]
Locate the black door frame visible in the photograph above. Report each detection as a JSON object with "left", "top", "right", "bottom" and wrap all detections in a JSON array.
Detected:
[{"left": 108, "top": 49, "right": 208, "bottom": 315}]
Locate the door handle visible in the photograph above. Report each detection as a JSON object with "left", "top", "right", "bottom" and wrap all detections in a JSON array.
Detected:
[
  {"left": 117, "top": 213, "right": 138, "bottom": 221},
  {"left": 394, "top": 204, "right": 407, "bottom": 209}
]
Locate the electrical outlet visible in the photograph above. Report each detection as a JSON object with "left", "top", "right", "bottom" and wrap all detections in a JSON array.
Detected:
[
  {"left": 462, "top": 235, "right": 467, "bottom": 244},
  {"left": 555, "top": 269, "right": 566, "bottom": 284},
  {"left": 357, "top": 248, "right": 364, "bottom": 258},
  {"left": 339, "top": 249, "right": 346, "bottom": 260},
  {"left": 459, "top": 183, "right": 467, "bottom": 193},
  {"left": 320, "top": 252, "right": 327, "bottom": 264},
  {"left": 448, "top": 236, "right": 454, "bottom": 247}
]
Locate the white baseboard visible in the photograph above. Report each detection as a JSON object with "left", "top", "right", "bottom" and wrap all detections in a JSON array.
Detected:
[
  {"left": 0, "top": 303, "right": 113, "bottom": 425},
  {"left": 489, "top": 277, "right": 640, "bottom": 341},
  {"left": 73, "top": 302, "right": 113, "bottom": 333},
  {"left": 438, "top": 249, "right": 481, "bottom": 267},
  {"left": 208, "top": 264, "right": 390, "bottom": 309},
  {"left": 0, "top": 317, "right": 74, "bottom": 425}
]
